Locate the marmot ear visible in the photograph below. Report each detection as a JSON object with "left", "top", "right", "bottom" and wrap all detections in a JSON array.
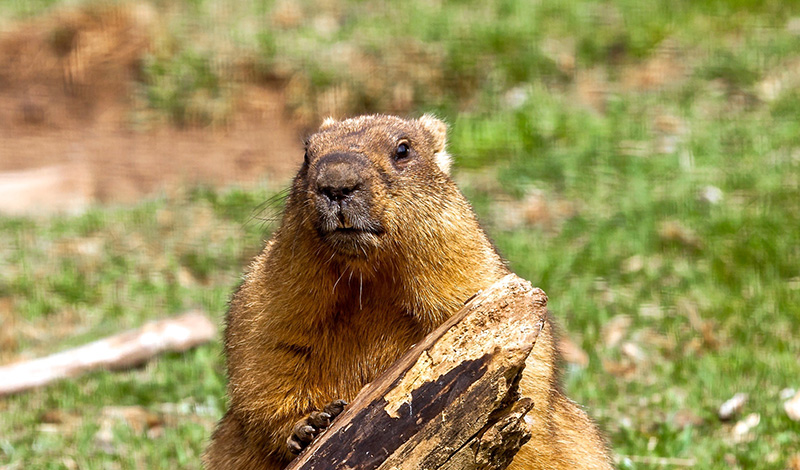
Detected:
[
  {"left": 319, "top": 116, "right": 338, "bottom": 130},
  {"left": 418, "top": 114, "right": 451, "bottom": 175}
]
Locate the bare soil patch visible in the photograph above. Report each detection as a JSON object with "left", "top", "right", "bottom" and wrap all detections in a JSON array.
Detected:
[{"left": 0, "top": 4, "right": 303, "bottom": 214}]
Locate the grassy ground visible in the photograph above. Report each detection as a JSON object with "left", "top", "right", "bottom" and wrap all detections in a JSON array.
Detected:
[{"left": 2, "top": 0, "right": 800, "bottom": 469}]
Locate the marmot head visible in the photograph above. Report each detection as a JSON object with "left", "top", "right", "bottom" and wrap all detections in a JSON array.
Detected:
[{"left": 287, "top": 114, "right": 456, "bottom": 261}]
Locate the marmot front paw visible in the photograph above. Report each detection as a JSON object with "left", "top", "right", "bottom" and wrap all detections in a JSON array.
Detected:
[{"left": 287, "top": 399, "right": 347, "bottom": 454}]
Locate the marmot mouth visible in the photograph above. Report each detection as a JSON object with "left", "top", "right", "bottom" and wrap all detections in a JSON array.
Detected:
[
  {"left": 333, "top": 226, "right": 381, "bottom": 234},
  {"left": 321, "top": 226, "right": 383, "bottom": 257},
  {"left": 316, "top": 215, "right": 384, "bottom": 237},
  {"left": 324, "top": 226, "right": 383, "bottom": 241}
]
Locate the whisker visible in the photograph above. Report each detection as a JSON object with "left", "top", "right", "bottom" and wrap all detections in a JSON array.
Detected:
[
  {"left": 333, "top": 268, "right": 346, "bottom": 294},
  {"left": 246, "top": 188, "right": 290, "bottom": 232}
]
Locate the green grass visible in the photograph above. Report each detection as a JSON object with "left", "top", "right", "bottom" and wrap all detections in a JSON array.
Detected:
[
  {"left": 2, "top": 0, "right": 800, "bottom": 468},
  {"left": 458, "top": 90, "right": 800, "bottom": 467},
  {"left": 0, "top": 190, "right": 277, "bottom": 469}
]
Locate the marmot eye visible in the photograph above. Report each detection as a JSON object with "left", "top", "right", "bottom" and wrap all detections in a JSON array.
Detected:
[{"left": 395, "top": 142, "right": 410, "bottom": 161}]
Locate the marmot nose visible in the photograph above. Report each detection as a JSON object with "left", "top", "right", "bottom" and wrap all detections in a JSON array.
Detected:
[
  {"left": 318, "top": 179, "right": 360, "bottom": 202},
  {"left": 315, "top": 154, "right": 365, "bottom": 203}
]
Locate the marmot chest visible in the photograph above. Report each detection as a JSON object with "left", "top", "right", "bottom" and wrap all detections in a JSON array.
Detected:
[{"left": 297, "top": 300, "right": 425, "bottom": 398}]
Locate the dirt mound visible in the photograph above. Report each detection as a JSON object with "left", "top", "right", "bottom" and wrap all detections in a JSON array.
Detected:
[
  {"left": 0, "top": 3, "right": 151, "bottom": 130},
  {"left": 0, "top": 4, "right": 303, "bottom": 214}
]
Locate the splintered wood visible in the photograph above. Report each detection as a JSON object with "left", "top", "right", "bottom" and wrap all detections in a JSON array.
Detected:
[
  {"left": 286, "top": 274, "right": 548, "bottom": 470},
  {"left": 0, "top": 311, "right": 216, "bottom": 395}
]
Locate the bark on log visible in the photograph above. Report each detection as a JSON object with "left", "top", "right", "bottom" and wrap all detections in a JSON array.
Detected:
[
  {"left": 286, "top": 274, "right": 548, "bottom": 470},
  {"left": 0, "top": 310, "right": 216, "bottom": 396}
]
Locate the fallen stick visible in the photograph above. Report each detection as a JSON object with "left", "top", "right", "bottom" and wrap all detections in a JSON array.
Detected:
[
  {"left": 286, "top": 274, "right": 548, "bottom": 470},
  {"left": 620, "top": 456, "right": 697, "bottom": 467},
  {"left": 0, "top": 310, "right": 216, "bottom": 396}
]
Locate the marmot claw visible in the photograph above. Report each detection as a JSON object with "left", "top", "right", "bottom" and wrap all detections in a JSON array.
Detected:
[{"left": 287, "top": 400, "right": 348, "bottom": 454}]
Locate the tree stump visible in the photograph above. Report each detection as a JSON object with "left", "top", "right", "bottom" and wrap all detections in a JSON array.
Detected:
[{"left": 286, "top": 274, "right": 548, "bottom": 470}]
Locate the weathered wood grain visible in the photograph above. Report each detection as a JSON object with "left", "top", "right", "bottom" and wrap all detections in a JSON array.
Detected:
[{"left": 286, "top": 273, "right": 548, "bottom": 470}]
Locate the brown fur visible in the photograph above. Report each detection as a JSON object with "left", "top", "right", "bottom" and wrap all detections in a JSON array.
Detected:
[{"left": 203, "top": 115, "right": 613, "bottom": 469}]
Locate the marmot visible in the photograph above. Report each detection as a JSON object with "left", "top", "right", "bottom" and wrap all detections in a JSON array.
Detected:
[{"left": 203, "top": 114, "right": 613, "bottom": 469}]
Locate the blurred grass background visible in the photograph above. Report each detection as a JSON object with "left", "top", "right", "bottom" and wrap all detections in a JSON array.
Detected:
[{"left": 1, "top": 0, "right": 800, "bottom": 469}]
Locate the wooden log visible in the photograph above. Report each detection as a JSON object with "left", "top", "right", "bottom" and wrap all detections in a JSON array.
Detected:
[
  {"left": 0, "top": 310, "right": 216, "bottom": 396},
  {"left": 286, "top": 274, "right": 548, "bottom": 470}
]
